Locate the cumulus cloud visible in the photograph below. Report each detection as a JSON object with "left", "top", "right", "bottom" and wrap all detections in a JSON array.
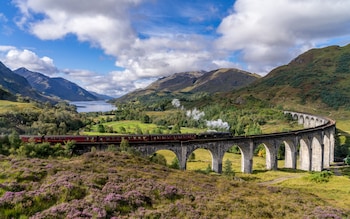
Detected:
[
  {"left": 61, "top": 68, "right": 139, "bottom": 97},
  {"left": 11, "top": 0, "right": 233, "bottom": 92},
  {"left": 216, "top": 0, "right": 350, "bottom": 73},
  {"left": 1, "top": 48, "right": 58, "bottom": 74},
  {"left": 7, "top": 0, "right": 350, "bottom": 96}
]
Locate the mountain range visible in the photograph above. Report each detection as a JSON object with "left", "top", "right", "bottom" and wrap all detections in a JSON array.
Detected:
[
  {"left": 14, "top": 68, "right": 99, "bottom": 101},
  {"left": 1, "top": 43, "right": 350, "bottom": 111},
  {"left": 114, "top": 43, "right": 350, "bottom": 112},
  {"left": 115, "top": 68, "right": 260, "bottom": 103},
  {"left": 0, "top": 63, "right": 106, "bottom": 102},
  {"left": 0, "top": 61, "right": 49, "bottom": 102}
]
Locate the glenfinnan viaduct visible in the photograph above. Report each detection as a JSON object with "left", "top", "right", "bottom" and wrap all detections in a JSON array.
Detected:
[{"left": 133, "top": 111, "right": 336, "bottom": 174}]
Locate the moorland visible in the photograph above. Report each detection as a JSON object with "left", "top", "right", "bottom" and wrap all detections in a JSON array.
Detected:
[{"left": 1, "top": 44, "right": 350, "bottom": 218}]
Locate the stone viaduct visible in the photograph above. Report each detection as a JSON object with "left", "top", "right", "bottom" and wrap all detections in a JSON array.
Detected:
[{"left": 133, "top": 111, "right": 336, "bottom": 174}]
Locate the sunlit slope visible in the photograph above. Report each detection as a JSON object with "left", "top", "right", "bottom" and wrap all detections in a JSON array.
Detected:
[{"left": 235, "top": 44, "right": 350, "bottom": 111}]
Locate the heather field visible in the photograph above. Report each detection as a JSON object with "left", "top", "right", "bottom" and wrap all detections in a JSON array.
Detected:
[{"left": 0, "top": 152, "right": 349, "bottom": 218}]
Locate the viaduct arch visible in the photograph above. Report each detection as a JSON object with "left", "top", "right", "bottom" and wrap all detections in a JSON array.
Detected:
[{"left": 133, "top": 111, "right": 336, "bottom": 173}]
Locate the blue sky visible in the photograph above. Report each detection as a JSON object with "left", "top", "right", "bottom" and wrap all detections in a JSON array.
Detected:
[{"left": 1, "top": 0, "right": 350, "bottom": 97}]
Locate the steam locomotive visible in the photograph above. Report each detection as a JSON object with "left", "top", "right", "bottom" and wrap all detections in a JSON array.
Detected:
[{"left": 20, "top": 132, "right": 233, "bottom": 145}]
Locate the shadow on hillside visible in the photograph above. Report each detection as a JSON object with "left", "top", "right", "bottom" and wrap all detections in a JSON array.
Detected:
[
  {"left": 337, "top": 128, "right": 350, "bottom": 136},
  {"left": 238, "top": 168, "right": 306, "bottom": 182},
  {"left": 334, "top": 128, "right": 350, "bottom": 161},
  {"left": 251, "top": 168, "right": 306, "bottom": 174}
]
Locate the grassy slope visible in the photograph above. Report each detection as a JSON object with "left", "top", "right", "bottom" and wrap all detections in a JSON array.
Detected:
[
  {"left": 0, "top": 152, "right": 349, "bottom": 218},
  {"left": 84, "top": 113, "right": 302, "bottom": 136},
  {"left": 0, "top": 100, "right": 40, "bottom": 114},
  {"left": 159, "top": 148, "right": 350, "bottom": 210},
  {"left": 221, "top": 44, "right": 350, "bottom": 114}
]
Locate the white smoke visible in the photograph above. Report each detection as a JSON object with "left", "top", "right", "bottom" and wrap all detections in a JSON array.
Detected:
[
  {"left": 171, "top": 99, "right": 181, "bottom": 108},
  {"left": 171, "top": 99, "right": 230, "bottom": 131},
  {"left": 206, "top": 119, "right": 230, "bottom": 131},
  {"left": 186, "top": 108, "right": 205, "bottom": 121}
]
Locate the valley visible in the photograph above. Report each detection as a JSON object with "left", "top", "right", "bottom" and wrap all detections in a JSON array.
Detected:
[{"left": 1, "top": 44, "right": 350, "bottom": 218}]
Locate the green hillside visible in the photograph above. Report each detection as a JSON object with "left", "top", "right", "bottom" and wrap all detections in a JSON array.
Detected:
[{"left": 235, "top": 44, "right": 350, "bottom": 111}]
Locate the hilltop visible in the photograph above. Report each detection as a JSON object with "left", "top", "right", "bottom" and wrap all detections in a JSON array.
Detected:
[
  {"left": 0, "top": 61, "right": 109, "bottom": 102},
  {"left": 114, "top": 68, "right": 260, "bottom": 104},
  {"left": 0, "top": 61, "right": 50, "bottom": 102},
  {"left": 14, "top": 68, "right": 99, "bottom": 101},
  {"left": 226, "top": 44, "right": 350, "bottom": 112},
  {"left": 113, "top": 44, "right": 350, "bottom": 115}
]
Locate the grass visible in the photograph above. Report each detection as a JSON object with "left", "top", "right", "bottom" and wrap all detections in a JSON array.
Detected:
[
  {"left": 158, "top": 148, "right": 350, "bottom": 213},
  {"left": 0, "top": 152, "right": 348, "bottom": 218},
  {"left": 279, "top": 173, "right": 350, "bottom": 210},
  {"left": 85, "top": 113, "right": 301, "bottom": 137},
  {"left": 261, "top": 120, "right": 303, "bottom": 133},
  {"left": 83, "top": 119, "right": 207, "bottom": 135},
  {"left": 158, "top": 148, "right": 286, "bottom": 174},
  {"left": 0, "top": 100, "right": 39, "bottom": 114}
]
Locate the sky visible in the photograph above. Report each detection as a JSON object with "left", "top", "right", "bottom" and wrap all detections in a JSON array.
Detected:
[{"left": 1, "top": 0, "right": 350, "bottom": 97}]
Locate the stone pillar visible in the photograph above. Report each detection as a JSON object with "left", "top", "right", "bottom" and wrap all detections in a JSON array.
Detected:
[
  {"left": 311, "top": 136, "right": 323, "bottom": 171},
  {"left": 241, "top": 141, "right": 254, "bottom": 173},
  {"left": 265, "top": 140, "right": 278, "bottom": 170},
  {"left": 298, "top": 115, "right": 304, "bottom": 125},
  {"left": 180, "top": 142, "right": 188, "bottom": 170},
  {"left": 284, "top": 138, "right": 297, "bottom": 169},
  {"left": 212, "top": 159, "right": 222, "bottom": 173},
  {"left": 299, "top": 137, "right": 311, "bottom": 171},
  {"left": 210, "top": 142, "right": 225, "bottom": 173},
  {"left": 323, "top": 133, "right": 330, "bottom": 168},
  {"left": 330, "top": 128, "right": 335, "bottom": 163}
]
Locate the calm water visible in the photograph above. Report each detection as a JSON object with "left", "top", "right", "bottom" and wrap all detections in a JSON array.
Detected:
[{"left": 70, "top": 101, "right": 117, "bottom": 113}]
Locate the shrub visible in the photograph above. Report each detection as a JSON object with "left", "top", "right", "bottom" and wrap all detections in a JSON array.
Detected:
[
  {"left": 149, "top": 153, "right": 167, "bottom": 166},
  {"left": 344, "top": 156, "right": 350, "bottom": 165},
  {"left": 188, "top": 152, "right": 195, "bottom": 162},
  {"left": 120, "top": 138, "right": 130, "bottom": 152},
  {"left": 223, "top": 159, "right": 235, "bottom": 177},
  {"left": 169, "top": 157, "right": 180, "bottom": 169},
  {"left": 308, "top": 170, "right": 333, "bottom": 183}
]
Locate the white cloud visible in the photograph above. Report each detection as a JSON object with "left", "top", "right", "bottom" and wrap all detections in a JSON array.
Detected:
[
  {"left": 0, "top": 45, "right": 16, "bottom": 51},
  {"left": 1, "top": 48, "right": 58, "bottom": 74},
  {"left": 215, "top": 0, "right": 350, "bottom": 74},
  {"left": 11, "top": 0, "right": 227, "bottom": 91},
  {"left": 7, "top": 0, "right": 350, "bottom": 97}
]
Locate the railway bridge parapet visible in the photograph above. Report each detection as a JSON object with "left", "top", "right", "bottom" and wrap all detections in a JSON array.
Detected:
[{"left": 133, "top": 111, "right": 336, "bottom": 174}]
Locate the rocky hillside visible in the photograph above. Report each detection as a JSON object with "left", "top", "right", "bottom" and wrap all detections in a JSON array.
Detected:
[
  {"left": 0, "top": 61, "right": 50, "bottom": 102},
  {"left": 14, "top": 68, "right": 99, "bottom": 101},
  {"left": 115, "top": 68, "right": 260, "bottom": 103}
]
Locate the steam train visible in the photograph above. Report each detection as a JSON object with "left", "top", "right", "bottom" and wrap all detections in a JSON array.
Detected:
[{"left": 20, "top": 132, "right": 233, "bottom": 145}]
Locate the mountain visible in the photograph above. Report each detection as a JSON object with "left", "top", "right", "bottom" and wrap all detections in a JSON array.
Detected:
[
  {"left": 14, "top": 68, "right": 99, "bottom": 101},
  {"left": 187, "top": 68, "right": 260, "bottom": 93},
  {"left": 0, "top": 61, "right": 50, "bottom": 102},
  {"left": 115, "top": 68, "right": 260, "bottom": 103},
  {"left": 224, "top": 44, "right": 350, "bottom": 111},
  {"left": 89, "top": 91, "right": 113, "bottom": 100}
]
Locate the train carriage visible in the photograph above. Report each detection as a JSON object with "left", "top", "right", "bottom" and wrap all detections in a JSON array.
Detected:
[{"left": 20, "top": 132, "right": 225, "bottom": 145}]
